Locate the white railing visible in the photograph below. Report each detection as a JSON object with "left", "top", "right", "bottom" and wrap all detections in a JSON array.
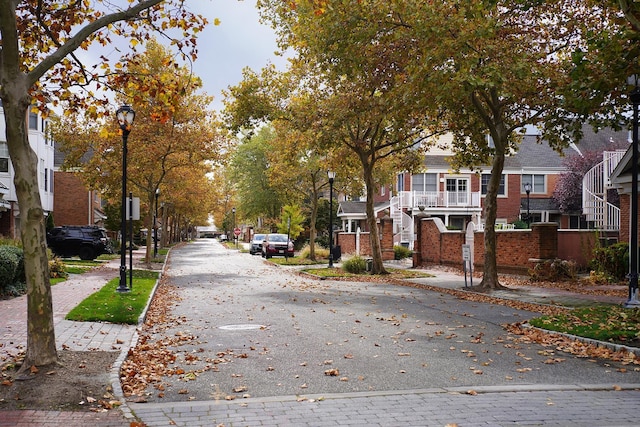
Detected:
[
  {"left": 582, "top": 150, "right": 625, "bottom": 231},
  {"left": 397, "top": 191, "right": 482, "bottom": 209}
]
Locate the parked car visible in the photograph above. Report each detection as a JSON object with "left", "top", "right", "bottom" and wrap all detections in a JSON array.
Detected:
[
  {"left": 46, "top": 225, "right": 113, "bottom": 260},
  {"left": 261, "top": 233, "right": 294, "bottom": 258},
  {"left": 249, "top": 233, "right": 266, "bottom": 255}
]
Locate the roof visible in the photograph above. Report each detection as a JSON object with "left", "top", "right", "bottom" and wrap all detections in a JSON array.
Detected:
[
  {"left": 337, "top": 201, "right": 389, "bottom": 217},
  {"left": 609, "top": 145, "right": 640, "bottom": 194},
  {"left": 422, "top": 125, "right": 629, "bottom": 172}
]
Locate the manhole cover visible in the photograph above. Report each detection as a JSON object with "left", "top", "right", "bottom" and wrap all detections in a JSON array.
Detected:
[{"left": 218, "top": 324, "right": 265, "bottom": 331}]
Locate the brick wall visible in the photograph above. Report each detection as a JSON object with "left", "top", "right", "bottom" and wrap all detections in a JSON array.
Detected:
[
  {"left": 414, "top": 218, "right": 560, "bottom": 274},
  {"left": 53, "top": 172, "right": 90, "bottom": 226},
  {"left": 335, "top": 216, "right": 395, "bottom": 260},
  {"left": 619, "top": 194, "right": 640, "bottom": 244}
]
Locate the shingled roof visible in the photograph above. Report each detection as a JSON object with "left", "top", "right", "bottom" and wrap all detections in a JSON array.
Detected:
[{"left": 423, "top": 125, "right": 629, "bottom": 172}]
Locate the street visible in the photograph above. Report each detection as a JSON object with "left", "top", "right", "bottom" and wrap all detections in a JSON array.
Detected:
[{"left": 127, "top": 239, "right": 640, "bottom": 426}]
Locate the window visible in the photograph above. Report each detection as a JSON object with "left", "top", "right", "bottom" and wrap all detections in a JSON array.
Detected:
[
  {"left": 481, "top": 174, "right": 505, "bottom": 195},
  {"left": 29, "top": 111, "right": 38, "bottom": 130},
  {"left": 40, "top": 159, "right": 45, "bottom": 189},
  {"left": 44, "top": 168, "right": 48, "bottom": 192},
  {"left": 522, "top": 174, "right": 545, "bottom": 193},
  {"left": 380, "top": 185, "right": 386, "bottom": 197},
  {"left": 0, "top": 142, "right": 9, "bottom": 173},
  {"left": 412, "top": 173, "right": 438, "bottom": 192},
  {"left": 397, "top": 173, "right": 405, "bottom": 192}
]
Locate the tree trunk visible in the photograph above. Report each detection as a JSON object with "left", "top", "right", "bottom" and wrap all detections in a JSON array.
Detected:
[
  {"left": 476, "top": 149, "right": 507, "bottom": 290},
  {"left": 363, "top": 160, "right": 387, "bottom": 275},
  {"left": 308, "top": 185, "right": 319, "bottom": 261},
  {"left": 4, "top": 97, "right": 57, "bottom": 371}
]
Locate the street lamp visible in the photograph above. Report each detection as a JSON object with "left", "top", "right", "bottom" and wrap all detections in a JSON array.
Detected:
[
  {"left": 116, "top": 104, "right": 135, "bottom": 293},
  {"left": 232, "top": 207, "right": 237, "bottom": 248},
  {"left": 327, "top": 170, "right": 336, "bottom": 268},
  {"left": 154, "top": 188, "right": 160, "bottom": 258},
  {"left": 523, "top": 182, "right": 531, "bottom": 227},
  {"left": 626, "top": 75, "right": 640, "bottom": 307}
]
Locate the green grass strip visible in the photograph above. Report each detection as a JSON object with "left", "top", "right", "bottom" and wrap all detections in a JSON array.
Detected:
[
  {"left": 529, "top": 305, "right": 640, "bottom": 343},
  {"left": 65, "top": 270, "right": 159, "bottom": 324}
]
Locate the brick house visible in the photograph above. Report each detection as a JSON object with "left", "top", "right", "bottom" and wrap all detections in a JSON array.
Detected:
[
  {"left": 609, "top": 145, "right": 640, "bottom": 245},
  {"left": 337, "top": 125, "right": 629, "bottom": 253},
  {"left": 52, "top": 148, "right": 107, "bottom": 227},
  {"left": 0, "top": 103, "right": 55, "bottom": 238}
]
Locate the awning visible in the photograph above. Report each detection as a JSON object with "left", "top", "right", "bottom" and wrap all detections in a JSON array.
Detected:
[{"left": 0, "top": 180, "right": 8, "bottom": 195}]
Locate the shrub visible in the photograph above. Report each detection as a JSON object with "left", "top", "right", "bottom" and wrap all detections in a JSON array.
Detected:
[
  {"left": 394, "top": 245, "right": 413, "bottom": 260},
  {"left": 1, "top": 245, "right": 25, "bottom": 284},
  {"left": 512, "top": 219, "right": 528, "bottom": 229},
  {"left": 529, "top": 258, "right": 577, "bottom": 282},
  {"left": 590, "top": 242, "right": 629, "bottom": 282},
  {"left": 0, "top": 245, "right": 20, "bottom": 290},
  {"left": 49, "top": 257, "right": 68, "bottom": 279},
  {"left": 298, "top": 244, "right": 329, "bottom": 260},
  {"left": 342, "top": 255, "right": 367, "bottom": 274}
]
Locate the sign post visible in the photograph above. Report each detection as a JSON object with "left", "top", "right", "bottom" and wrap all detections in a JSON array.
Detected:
[
  {"left": 462, "top": 244, "right": 472, "bottom": 288},
  {"left": 233, "top": 227, "right": 241, "bottom": 249}
]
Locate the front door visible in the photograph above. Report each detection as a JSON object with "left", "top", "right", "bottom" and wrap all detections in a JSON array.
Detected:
[{"left": 446, "top": 178, "right": 469, "bottom": 206}]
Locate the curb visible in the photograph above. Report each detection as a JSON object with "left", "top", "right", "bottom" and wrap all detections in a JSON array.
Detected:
[{"left": 109, "top": 248, "right": 171, "bottom": 422}]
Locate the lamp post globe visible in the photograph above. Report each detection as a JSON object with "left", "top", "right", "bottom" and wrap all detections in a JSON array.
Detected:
[
  {"left": 116, "top": 105, "right": 135, "bottom": 293},
  {"left": 523, "top": 182, "right": 531, "bottom": 227}
]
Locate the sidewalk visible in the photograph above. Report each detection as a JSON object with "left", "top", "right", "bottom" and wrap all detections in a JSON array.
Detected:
[{"left": 0, "top": 250, "right": 151, "bottom": 426}]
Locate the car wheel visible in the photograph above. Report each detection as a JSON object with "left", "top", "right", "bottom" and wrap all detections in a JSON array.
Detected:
[{"left": 78, "top": 246, "right": 96, "bottom": 260}]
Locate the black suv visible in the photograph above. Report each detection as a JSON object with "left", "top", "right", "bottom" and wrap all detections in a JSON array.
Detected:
[{"left": 47, "top": 226, "right": 113, "bottom": 260}]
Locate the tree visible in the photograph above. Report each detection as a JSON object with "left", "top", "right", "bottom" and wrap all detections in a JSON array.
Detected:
[
  {"left": 277, "top": 204, "right": 305, "bottom": 240},
  {"left": 398, "top": 0, "right": 604, "bottom": 289},
  {"left": 0, "top": 0, "right": 205, "bottom": 371},
  {"left": 228, "top": 126, "right": 285, "bottom": 227},
  {"left": 553, "top": 138, "right": 628, "bottom": 213},
  {"left": 54, "top": 39, "right": 221, "bottom": 263},
  {"left": 246, "top": 1, "right": 435, "bottom": 273}
]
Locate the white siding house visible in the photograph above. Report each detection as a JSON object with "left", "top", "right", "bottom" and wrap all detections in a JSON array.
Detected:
[{"left": 0, "top": 102, "right": 55, "bottom": 238}]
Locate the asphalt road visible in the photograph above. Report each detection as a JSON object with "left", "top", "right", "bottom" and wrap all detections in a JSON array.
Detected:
[{"left": 136, "top": 239, "right": 640, "bottom": 403}]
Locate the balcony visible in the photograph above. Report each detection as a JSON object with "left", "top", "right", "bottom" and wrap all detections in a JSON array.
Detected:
[{"left": 396, "top": 191, "right": 482, "bottom": 209}]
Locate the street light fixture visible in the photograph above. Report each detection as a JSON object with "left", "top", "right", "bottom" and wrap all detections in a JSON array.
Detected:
[
  {"left": 154, "top": 188, "right": 160, "bottom": 258},
  {"left": 626, "top": 75, "right": 640, "bottom": 307},
  {"left": 116, "top": 104, "right": 135, "bottom": 293},
  {"left": 327, "top": 170, "right": 336, "bottom": 268},
  {"left": 523, "top": 182, "right": 532, "bottom": 227}
]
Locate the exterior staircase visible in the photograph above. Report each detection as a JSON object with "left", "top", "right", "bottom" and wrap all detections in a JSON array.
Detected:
[
  {"left": 390, "top": 194, "right": 414, "bottom": 249},
  {"left": 582, "top": 150, "right": 626, "bottom": 230}
]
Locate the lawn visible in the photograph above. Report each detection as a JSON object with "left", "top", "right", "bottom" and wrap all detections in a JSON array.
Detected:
[
  {"left": 65, "top": 269, "right": 159, "bottom": 324},
  {"left": 529, "top": 305, "right": 640, "bottom": 347}
]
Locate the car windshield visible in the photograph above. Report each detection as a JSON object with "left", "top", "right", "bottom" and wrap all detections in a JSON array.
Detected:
[
  {"left": 269, "top": 234, "right": 287, "bottom": 242},
  {"left": 253, "top": 234, "right": 265, "bottom": 242}
]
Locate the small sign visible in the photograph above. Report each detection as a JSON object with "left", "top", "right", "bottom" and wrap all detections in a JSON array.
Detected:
[
  {"left": 233, "top": 227, "right": 241, "bottom": 236},
  {"left": 462, "top": 244, "right": 471, "bottom": 261}
]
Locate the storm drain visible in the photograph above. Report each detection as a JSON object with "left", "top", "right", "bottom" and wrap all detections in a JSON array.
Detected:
[{"left": 218, "top": 324, "right": 265, "bottom": 331}]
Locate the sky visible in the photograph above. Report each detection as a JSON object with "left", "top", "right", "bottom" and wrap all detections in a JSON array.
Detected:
[{"left": 187, "top": 0, "right": 289, "bottom": 111}]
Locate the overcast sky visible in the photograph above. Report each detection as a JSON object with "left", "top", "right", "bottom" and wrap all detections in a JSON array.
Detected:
[{"left": 189, "top": 0, "right": 289, "bottom": 111}]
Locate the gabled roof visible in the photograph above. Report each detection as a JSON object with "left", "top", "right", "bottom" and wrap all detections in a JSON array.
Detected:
[
  {"left": 422, "top": 125, "right": 629, "bottom": 173},
  {"left": 609, "top": 145, "right": 640, "bottom": 194}
]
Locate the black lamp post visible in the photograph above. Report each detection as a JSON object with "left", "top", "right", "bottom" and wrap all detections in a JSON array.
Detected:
[
  {"left": 116, "top": 105, "right": 135, "bottom": 293},
  {"left": 154, "top": 188, "right": 160, "bottom": 258},
  {"left": 232, "top": 207, "right": 237, "bottom": 248},
  {"left": 523, "top": 182, "right": 531, "bottom": 227},
  {"left": 626, "top": 75, "right": 640, "bottom": 307},
  {"left": 328, "top": 170, "right": 336, "bottom": 268}
]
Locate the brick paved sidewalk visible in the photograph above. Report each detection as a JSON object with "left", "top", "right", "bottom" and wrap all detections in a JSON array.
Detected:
[{"left": 0, "top": 258, "right": 138, "bottom": 362}]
